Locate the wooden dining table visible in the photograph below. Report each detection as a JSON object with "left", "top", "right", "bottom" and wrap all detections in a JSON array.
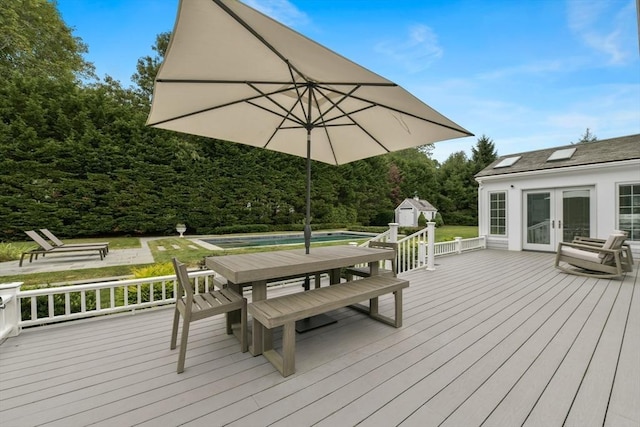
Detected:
[{"left": 205, "top": 245, "right": 395, "bottom": 355}]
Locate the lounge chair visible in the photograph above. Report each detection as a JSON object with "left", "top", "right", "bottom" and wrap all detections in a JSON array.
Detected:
[
  {"left": 20, "top": 230, "right": 107, "bottom": 267},
  {"left": 40, "top": 228, "right": 109, "bottom": 253},
  {"left": 572, "top": 232, "right": 633, "bottom": 272},
  {"left": 170, "top": 257, "right": 247, "bottom": 373},
  {"left": 554, "top": 232, "right": 629, "bottom": 279}
]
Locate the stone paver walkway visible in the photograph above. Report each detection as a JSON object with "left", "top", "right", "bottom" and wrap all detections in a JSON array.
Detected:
[{"left": 0, "top": 238, "right": 155, "bottom": 277}]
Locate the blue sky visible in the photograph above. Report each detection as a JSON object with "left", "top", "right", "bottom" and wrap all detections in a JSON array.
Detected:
[{"left": 56, "top": 0, "right": 640, "bottom": 162}]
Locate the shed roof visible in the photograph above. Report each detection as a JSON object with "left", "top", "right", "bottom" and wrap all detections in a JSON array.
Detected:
[
  {"left": 475, "top": 134, "right": 640, "bottom": 178},
  {"left": 400, "top": 198, "right": 437, "bottom": 211}
]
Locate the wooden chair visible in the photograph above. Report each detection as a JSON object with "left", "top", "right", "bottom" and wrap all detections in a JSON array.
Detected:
[
  {"left": 554, "top": 232, "right": 629, "bottom": 279},
  {"left": 344, "top": 241, "right": 398, "bottom": 280},
  {"left": 170, "top": 257, "right": 247, "bottom": 373}
]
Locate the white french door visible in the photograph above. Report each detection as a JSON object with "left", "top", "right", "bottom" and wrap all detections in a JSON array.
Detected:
[{"left": 523, "top": 187, "right": 594, "bottom": 252}]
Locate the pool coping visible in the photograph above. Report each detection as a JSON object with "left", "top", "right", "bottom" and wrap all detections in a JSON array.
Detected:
[{"left": 190, "top": 230, "right": 376, "bottom": 250}]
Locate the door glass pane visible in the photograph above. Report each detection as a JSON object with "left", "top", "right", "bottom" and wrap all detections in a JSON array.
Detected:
[
  {"left": 563, "top": 190, "right": 590, "bottom": 242},
  {"left": 527, "top": 193, "right": 550, "bottom": 244}
]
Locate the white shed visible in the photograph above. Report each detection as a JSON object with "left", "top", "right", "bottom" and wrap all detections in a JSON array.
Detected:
[
  {"left": 475, "top": 134, "right": 640, "bottom": 257},
  {"left": 395, "top": 197, "right": 437, "bottom": 227}
]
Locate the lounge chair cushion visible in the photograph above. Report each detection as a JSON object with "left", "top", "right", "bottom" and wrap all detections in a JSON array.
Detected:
[
  {"left": 598, "top": 233, "right": 625, "bottom": 262},
  {"left": 560, "top": 246, "right": 603, "bottom": 264}
]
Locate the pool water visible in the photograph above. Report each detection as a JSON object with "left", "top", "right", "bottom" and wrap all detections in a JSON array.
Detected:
[{"left": 202, "top": 232, "right": 371, "bottom": 249}]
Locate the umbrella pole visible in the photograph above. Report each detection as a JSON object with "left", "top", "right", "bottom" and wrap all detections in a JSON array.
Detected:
[{"left": 304, "top": 128, "right": 312, "bottom": 255}]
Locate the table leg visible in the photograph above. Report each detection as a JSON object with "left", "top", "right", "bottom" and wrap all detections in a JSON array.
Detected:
[
  {"left": 250, "top": 280, "right": 268, "bottom": 356},
  {"left": 369, "top": 261, "right": 379, "bottom": 276},
  {"left": 329, "top": 268, "right": 341, "bottom": 285}
]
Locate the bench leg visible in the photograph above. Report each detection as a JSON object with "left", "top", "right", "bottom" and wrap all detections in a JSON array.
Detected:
[
  {"left": 394, "top": 290, "right": 403, "bottom": 328},
  {"left": 369, "top": 297, "right": 379, "bottom": 316},
  {"left": 282, "top": 322, "right": 296, "bottom": 376},
  {"left": 227, "top": 283, "right": 242, "bottom": 328},
  {"left": 262, "top": 321, "right": 296, "bottom": 377},
  {"left": 365, "top": 290, "right": 403, "bottom": 328},
  {"left": 250, "top": 281, "right": 268, "bottom": 356}
]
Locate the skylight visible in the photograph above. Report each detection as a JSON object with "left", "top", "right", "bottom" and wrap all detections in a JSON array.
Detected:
[
  {"left": 494, "top": 156, "right": 521, "bottom": 168},
  {"left": 547, "top": 147, "right": 576, "bottom": 161}
]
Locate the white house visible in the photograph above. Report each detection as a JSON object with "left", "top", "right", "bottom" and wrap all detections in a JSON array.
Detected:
[
  {"left": 475, "top": 134, "right": 640, "bottom": 257},
  {"left": 395, "top": 197, "right": 437, "bottom": 227}
]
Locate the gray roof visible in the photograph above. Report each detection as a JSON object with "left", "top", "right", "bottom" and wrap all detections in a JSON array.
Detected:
[
  {"left": 476, "top": 134, "right": 640, "bottom": 178},
  {"left": 402, "top": 198, "right": 437, "bottom": 211}
]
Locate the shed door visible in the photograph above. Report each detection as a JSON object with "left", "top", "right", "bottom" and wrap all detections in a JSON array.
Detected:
[{"left": 399, "top": 208, "right": 414, "bottom": 226}]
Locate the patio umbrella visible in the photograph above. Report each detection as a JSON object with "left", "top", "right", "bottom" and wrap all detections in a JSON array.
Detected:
[{"left": 147, "top": 0, "right": 473, "bottom": 254}]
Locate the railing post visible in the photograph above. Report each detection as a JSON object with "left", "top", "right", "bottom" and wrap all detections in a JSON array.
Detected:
[
  {"left": 388, "top": 223, "right": 398, "bottom": 243},
  {"left": 418, "top": 241, "right": 426, "bottom": 268},
  {"left": 455, "top": 236, "right": 463, "bottom": 254},
  {"left": 427, "top": 222, "right": 436, "bottom": 270},
  {"left": 0, "top": 282, "right": 23, "bottom": 341}
]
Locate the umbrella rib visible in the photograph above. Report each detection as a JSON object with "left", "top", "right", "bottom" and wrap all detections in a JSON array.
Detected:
[
  {"left": 155, "top": 78, "right": 397, "bottom": 87},
  {"left": 147, "top": 82, "right": 306, "bottom": 127},
  {"left": 246, "top": 81, "right": 308, "bottom": 128},
  {"left": 309, "top": 87, "right": 339, "bottom": 164},
  {"left": 313, "top": 83, "right": 474, "bottom": 136}
]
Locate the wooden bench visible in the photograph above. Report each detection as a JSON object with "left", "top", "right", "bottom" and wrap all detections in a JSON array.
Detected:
[{"left": 248, "top": 275, "right": 409, "bottom": 377}]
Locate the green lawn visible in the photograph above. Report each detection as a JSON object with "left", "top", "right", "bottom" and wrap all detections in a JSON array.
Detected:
[{"left": 3, "top": 226, "right": 478, "bottom": 287}]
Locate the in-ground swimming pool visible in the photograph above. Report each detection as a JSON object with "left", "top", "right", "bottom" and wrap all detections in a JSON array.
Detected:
[{"left": 201, "top": 231, "right": 372, "bottom": 249}]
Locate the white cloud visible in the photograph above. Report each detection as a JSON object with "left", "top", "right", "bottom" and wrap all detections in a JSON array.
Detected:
[
  {"left": 565, "top": 0, "right": 636, "bottom": 65},
  {"left": 374, "top": 24, "right": 443, "bottom": 73},
  {"left": 244, "top": 0, "right": 310, "bottom": 27}
]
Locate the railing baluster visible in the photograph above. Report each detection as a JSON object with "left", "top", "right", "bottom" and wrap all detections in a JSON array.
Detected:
[
  {"left": 48, "top": 294, "right": 54, "bottom": 318},
  {"left": 81, "top": 291, "right": 86, "bottom": 313},
  {"left": 30, "top": 297, "right": 37, "bottom": 321}
]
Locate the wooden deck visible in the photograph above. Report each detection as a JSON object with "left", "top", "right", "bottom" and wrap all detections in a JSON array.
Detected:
[{"left": 1, "top": 249, "right": 638, "bottom": 427}]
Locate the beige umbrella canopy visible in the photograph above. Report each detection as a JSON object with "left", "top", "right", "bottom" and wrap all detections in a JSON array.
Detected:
[{"left": 147, "top": 0, "right": 473, "bottom": 253}]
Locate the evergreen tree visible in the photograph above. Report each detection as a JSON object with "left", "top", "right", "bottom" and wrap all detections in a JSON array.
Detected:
[
  {"left": 471, "top": 135, "right": 497, "bottom": 174},
  {"left": 574, "top": 128, "right": 598, "bottom": 144}
]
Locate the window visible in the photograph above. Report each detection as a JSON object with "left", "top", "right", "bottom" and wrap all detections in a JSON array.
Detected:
[
  {"left": 490, "top": 192, "right": 507, "bottom": 235},
  {"left": 493, "top": 156, "right": 521, "bottom": 168},
  {"left": 619, "top": 184, "right": 640, "bottom": 240},
  {"left": 547, "top": 147, "right": 576, "bottom": 161}
]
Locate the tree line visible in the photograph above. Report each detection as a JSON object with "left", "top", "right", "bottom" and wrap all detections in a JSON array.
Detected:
[{"left": 0, "top": 0, "right": 497, "bottom": 242}]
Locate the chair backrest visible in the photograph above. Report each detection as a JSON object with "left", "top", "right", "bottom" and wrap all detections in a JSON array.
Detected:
[
  {"left": 24, "top": 230, "right": 54, "bottom": 251},
  {"left": 598, "top": 233, "right": 626, "bottom": 263},
  {"left": 172, "top": 257, "right": 194, "bottom": 300},
  {"left": 368, "top": 240, "right": 398, "bottom": 276},
  {"left": 40, "top": 229, "right": 65, "bottom": 246}
]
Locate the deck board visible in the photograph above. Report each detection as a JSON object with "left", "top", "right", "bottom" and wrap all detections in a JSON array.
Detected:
[{"left": 0, "top": 249, "right": 637, "bottom": 427}]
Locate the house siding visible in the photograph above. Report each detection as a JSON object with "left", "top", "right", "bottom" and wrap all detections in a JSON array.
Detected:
[{"left": 478, "top": 158, "right": 640, "bottom": 257}]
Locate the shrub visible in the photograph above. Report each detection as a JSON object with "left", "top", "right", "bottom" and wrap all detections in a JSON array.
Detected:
[
  {"left": 213, "top": 224, "right": 271, "bottom": 234},
  {"left": 132, "top": 263, "right": 175, "bottom": 278},
  {"left": 0, "top": 242, "right": 30, "bottom": 262},
  {"left": 129, "top": 262, "right": 177, "bottom": 304},
  {"left": 418, "top": 212, "right": 427, "bottom": 227}
]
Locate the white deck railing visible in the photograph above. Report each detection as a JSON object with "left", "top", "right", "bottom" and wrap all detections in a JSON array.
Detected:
[
  {"left": 356, "top": 223, "right": 486, "bottom": 274},
  {"left": 0, "top": 226, "right": 486, "bottom": 340},
  {"left": 0, "top": 271, "right": 218, "bottom": 340}
]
